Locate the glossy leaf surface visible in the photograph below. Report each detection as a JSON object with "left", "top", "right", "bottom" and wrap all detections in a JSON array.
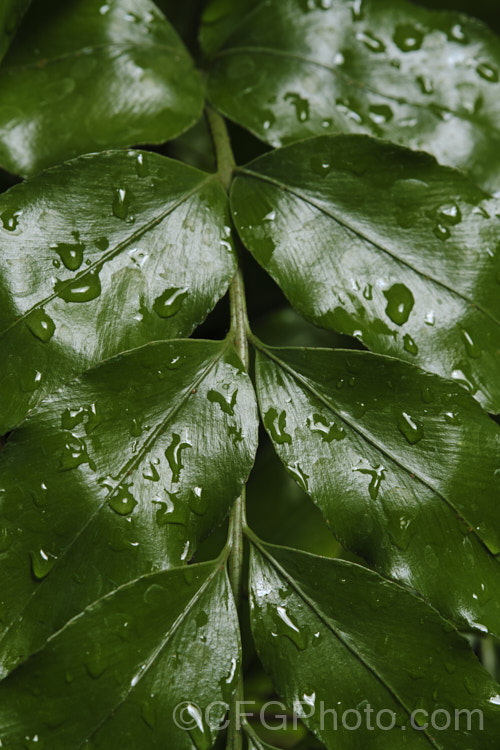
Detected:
[
  {"left": 232, "top": 136, "right": 500, "bottom": 413},
  {"left": 249, "top": 539, "right": 500, "bottom": 749},
  {"left": 0, "top": 0, "right": 203, "bottom": 175},
  {"left": 255, "top": 344, "right": 500, "bottom": 636},
  {"left": 0, "top": 150, "right": 236, "bottom": 432},
  {"left": 0, "top": 338, "right": 257, "bottom": 677},
  {"left": 208, "top": 0, "right": 500, "bottom": 190},
  {"left": 0, "top": 0, "right": 30, "bottom": 62},
  {"left": 0, "top": 560, "right": 239, "bottom": 748}
]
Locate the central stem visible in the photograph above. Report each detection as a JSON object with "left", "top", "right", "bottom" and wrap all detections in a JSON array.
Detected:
[{"left": 207, "top": 106, "right": 248, "bottom": 750}]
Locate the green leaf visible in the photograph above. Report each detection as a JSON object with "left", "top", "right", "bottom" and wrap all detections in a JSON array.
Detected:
[
  {"left": 249, "top": 538, "right": 500, "bottom": 749},
  {"left": 0, "top": 338, "right": 257, "bottom": 677},
  {"left": 0, "top": 150, "right": 236, "bottom": 432},
  {"left": 208, "top": 0, "right": 500, "bottom": 190},
  {"left": 0, "top": 559, "right": 240, "bottom": 748},
  {"left": 254, "top": 343, "right": 500, "bottom": 636},
  {"left": 0, "top": 0, "right": 30, "bottom": 62},
  {"left": 232, "top": 135, "right": 500, "bottom": 413},
  {"left": 0, "top": 0, "right": 203, "bottom": 176}
]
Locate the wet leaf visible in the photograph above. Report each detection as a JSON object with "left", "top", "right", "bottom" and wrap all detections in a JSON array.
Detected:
[
  {"left": 255, "top": 343, "right": 500, "bottom": 636},
  {"left": 0, "top": 559, "right": 240, "bottom": 749},
  {"left": 0, "top": 338, "right": 257, "bottom": 676},
  {"left": 208, "top": 0, "right": 500, "bottom": 190},
  {"left": 232, "top": 135, "right": 500, "bottom": 413},
  {"left": 0, "top": 150, "right": 236, "bottom": 432},
  {"left": 0, "top": 0, "right": 203, "bottom": 175},
  {"left": 249, "top": 538, "right": 500, "bottom": 749}
]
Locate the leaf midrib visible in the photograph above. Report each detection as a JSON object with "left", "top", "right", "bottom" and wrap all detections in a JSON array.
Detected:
[
  {"left": 257, "top": 344, "right": 498, "bottom": 559},
  {"left": 0, "top": 339, "right": 230, "bottom": 656},
  {"left": 252, "top": 540, "right": 441, "bottom": 750},
  {"left": 238, "top": 168, "right": 500, "bottom": 328},
  {"left": 214, "top": 45, "right": 497, "bottom": 138},
  {"left": 0, "top": 173, "right": 217, "bottom": 339}
]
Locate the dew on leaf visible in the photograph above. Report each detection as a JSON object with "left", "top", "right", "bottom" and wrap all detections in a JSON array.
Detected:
[
  {"left": 284, "top": 92, "right": 310, "bottom": 122},
  {"left": 30, "top": 548, "right": 57, "bottom": 580},
  {"left": 356, "top": 30, "right": 386, "bottom": 53},
  {"left": 393, "top": 24, "right": 424, "bottom": 52},
  {"left": 142, "top": 461, "right": 160, "bottom": 482},
  {"left": 368, "top": 104, "right": 393, "bottom": 125},
  {"left": 141, "top": 699, "right": 156, "bottom": 729},
  {"left": 476, "top": 62, "right": 499, "bottom": 83},
  {"left": 188, "top": 486, "right": 208, "bottom": 516},
  {"left": 354, "top": 463, "right": 386, "bottom": 500},
  {"left": 108, "top": 485, "right": 137, "bottom": 516},
  {"left": 207, "top": 388, "right": 237, "bottom": 416},
  {"left": 398, "top": 411, "right": 424, "bottom": 444},
  {"left": 185, "top": 703, "right": 211, "bottom": 750},
  {"left": 1, "top": 207, "right": 22, "bottom": 231},
  {"left": 52, "top": 240, "right": 85, "bottom": 271},
  {"left": 153, "top": 494, "right": 187, "bottom": 526},
  {"left": 436, "top": 202, "right": 462, "bottom": 226},
  {"left": 307, "top": 413, "right": 345, "bottom": 442},
  {"left": 165, "top": 433, "right": 192, "bottom": 483},
  {"left": 25, "top": 308, "right": 56, "bottom": 342},
  {"left": 417, "top": 75, "right": 434, "bottom": 94},
  {"left": 153, "top": 287, "right": 188, "bottom": 318},
  {"left": 403, "top": 333, "right": 418, "bottom": 355},
  {"left": 434, "top": 223, "right": 450, "bottom": 240},
  {"left": 383, "top": 283, "right": 415, "bottom": 325},
  {"left": 135, "top": 152, "right": 149, "bottom": 177},
  {"left": 54, "top": 271, "right": 101, "bottom": 303},
  {"left": 287, "top": 461, "right": 309, "bottom": 491},
  {"left": 112, "top": 187, "right": 130, "bottom": 219},
  {"left": 460, "top": 328, "right": 481, "bottom": 359},
  {"left": 264, "top": 407, "right": 292, "bottom": 444},
  {"left": 59, "top": 435, "right": 90, "bottom": 471},
  {"left": 272, "top": 606, "right": 308, "bottom": 650}
]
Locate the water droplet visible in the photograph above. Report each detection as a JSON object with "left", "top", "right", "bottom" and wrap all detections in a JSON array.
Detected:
[
  {"left": 287, "top": 462, "right": 309, "bottom": 491},
  {"left": 449, "top": 23, "right": 467, "bottom": 42},
  {"left": 393, "top": 24, "right": 424, "bottom": 52},
  {"left": 307, "top": 413, "right": 345, "bottom": 442},
  {"left": 398, "top": 411, "right": 424, "bottom": 444},
  {"left": 417, "top": 75, "right": 434, "bottom": 94},
  {"left": 464, "top": 676, "right": 476, "bottom": 695},
  {"left": 356, "top": 30, "right": 386, "bottom": 52},
  {"left": 272, "top": 606, "right": 308, "bottom": 650},
  {"left": 153, "top": 493, "right": 187, "bottom": 526},
  {"left": 207, "top": 388, "right": 237, "bottom": 416},
  {"left": 52, "top": 240, "right": 84, "bottom": 271},
  {"left": 424, "top": 544, "right": 439, "bottom": 569},
  {"left": 142, "top": 461, "right": 160, "bottom": 482},
  {"left": 421, "top": 386, "right": 433, "bottom": 403},
  {"left": 351, "top": 0, "right": 363, "bottom": 20},
  {"left": 25, "top": 308, "right": 56, "bottom": 342},
  {"left": 368, "top": 104, "right": 393, "bottom": 125},
  {"left": 460, "top": 329, "right": 481, "bottom": 358},
  {"left": 165, "top": 433, "right": 191, "bottom": 483},
  {"left": 264, "top": 408, "right": 292, "bottom": 444},
  {"left": 30, "top": 548, "right": 57, "bottom": 580},
  {"left": 153, "top": 287, "right": 188, "bottom": 318},
  {"left": 108, "top": 485, "right": 137, "bottom": 516},
  {"left": 433, "top": 223, "right": 450, "bottom": 240},
  {"left": 85, "top": 645, "right": 108, "bottom": 679},
  {"left": 403, "top": 333, "right": 418, "bottom": 355},
  {"left": 284, "top": 92, "right": 310, "bottom": 122},
  {"left": 354, "top": 463, "right": 386, "bottom": 499},
  {"left": 1, "top": 207, "right": 22, "bottom": 231},
  {"left": 477, "top": 61, "right": 499, "bottom": 83},
  {"left": 383, "top": 284, "right": 415, "bottom": 325},
  {"left": 112, "top": 187, "right": 130, "bottom": 219},
  {"left": 436, "top": 202, "right": 462, "bottom": 226},
  {"left": 185, "top": 703, "right": 212, "bottom": 750},
  {"left": 135, "top": 153, "right": 149, "bottom": 178},
  {"left": 55, "top": 271, "right": 101, "bottom": 303},
  {"left": 188, "top": 486, "right": 207, "bottom": 516},
  {"left": 59, "top": 435, "right": 90, "bottom": 471}
]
